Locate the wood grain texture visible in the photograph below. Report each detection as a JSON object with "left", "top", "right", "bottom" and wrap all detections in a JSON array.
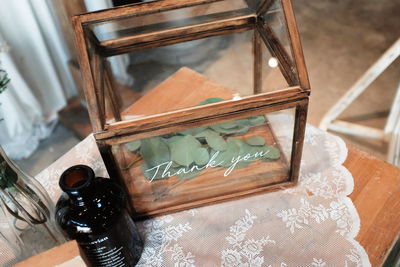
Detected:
[
  {"left": 345, "top": 144, "right": 400, "bottom": 267},
  {"left": 289, "top": 102, "right": 308, "bottom": 184},
  {"left": 13, "top": 240, "right": 80, "bottom": 267},
  {"left": 104, "top": 62, "right": 122, "bottom": 122},
  {"left": 73, "top": 0, "right": 309, "bottom": 133},
  {"left": 72, "top": 17, "right": 103, "bottom": 132},
  {"left": 281, "top": 0, "right": 310, "bottom": 90},
  {"left": 76, "top": 0, "right": 223, "bottom": 24},
  {"left": 97, "top": 68, "right": 304, "bottom": 217},
  {"left": 256, "top": 0, "right": 274, "bottom": 16},
  {"left": 116, "top": 123, "right": 291, "bottom": 217},
  {"left": 253, "top": 29, "right": 263, "bottom": 94},
  {"left": 99, "top": 10, "right": 255, "bottom": 56},
  {"left": 95, "top": 68, "right": 307, "bottom": 145}
]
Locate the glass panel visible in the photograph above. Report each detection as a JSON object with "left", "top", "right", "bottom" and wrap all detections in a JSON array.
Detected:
[
  {"left": 89, "top": 0, "right": 251, "bottom": 42},
  {"left": 83, "top": 0, "right": 299, "bottom": 124},
  {"left": 259, "top": 0, "right": 299, "bottom": 86},
  {"left": 259, "top": 32, "right": 290, "bottom": 93},
  {"left": 111, "top": 108, "right": 295, "bottom": 215},
  {"left": 102, "top": 30, "right": 290, "bottom": 123},
  {"left": 261, "top": 0, "right": 294, "bottom": 61}
]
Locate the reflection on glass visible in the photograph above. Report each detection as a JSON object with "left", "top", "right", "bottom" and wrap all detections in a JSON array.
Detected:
[{"left": 112, "top": 106, "right": 294, "bottom": 215}]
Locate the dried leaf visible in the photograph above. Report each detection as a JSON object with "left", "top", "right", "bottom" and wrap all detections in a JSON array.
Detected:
[
  {"left": 205, "top": 131, "right": 227, "bottom": 151},
  {"left": 193, "top": 147, "right": 210, "bottom": 165},
  {"left": 194, "top": 129, "right": 215, "bottom": 138},
  {"left": 219, "top": 121, "right": 239, "bottom": 129},
  {"left": 179, "top": 127, "right": 207, "bottom": 136},
  {"left": 140, "top": 137, "right": 170, "bottom": 167},
  {"left": 165, "top": 136, "right": 183, "bottom": 144},
  {"left": 248, "top": 115, "right": 266, "bottom": 126},
  {"left": 264, "top": 146, "right": 280, "bottom": 159},
  {"left": 210, "top": 124, "right": 249, "bottom": 135},
  {"left": 141, "top": 162, "right": 166, "bottom": 181},
  {"left": 245, "top": 136, "right": 265, "bottom": 146},
  {"left": 170, "top": 135, "right": 201, "bottom": 167}
]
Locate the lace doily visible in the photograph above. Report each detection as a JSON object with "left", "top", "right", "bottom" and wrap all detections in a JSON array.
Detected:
[{"left": 34, "top": 117, "right": 371, "bottom": 266}]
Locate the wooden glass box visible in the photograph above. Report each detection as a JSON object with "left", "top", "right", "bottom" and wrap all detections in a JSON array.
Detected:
[{"left": 72, "top": 0, "right": 310, "bottom": 218}]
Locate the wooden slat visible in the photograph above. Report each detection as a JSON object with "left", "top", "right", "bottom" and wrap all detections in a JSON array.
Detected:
[
  {"left": 104, "top": 62, "right": 122, "bottom": 122},
  {"left": 253, "top": 29, "right": 263, "bottom": 94},
  {"left": 13, "top": 240, "right": 81, "bottom": 267},
  {"left": 345, "top": 144, "right": 400, "bottom": 267},
  {"left": 89, "top": 52, "right": 106, "bottom": 128},
  {"left": 257, "top": 22, "right": 298, "bottom": 86},
  {"left": 289, "top": 102, "right": 308, "bottom": 184},
  {"left": 281, "top": 0, "right": 310, "bottom": 90},
  {"left": 75, "top": 0, "right": 224, "bottom": 24},
  {"left": 99, "top": 12, "right": 256, "bottom": 56},
  {"left": 327, "top": 120, "right": 385, "bottom": 139},
  {"left": 102, "top": 68, "right": 302, "bottom": 217},
  {"left": 72, "top": 17, "right": 103, "bottom": 132},
  {"left": 256, "top": 0, "right": 274, "bottom": 16},
  {"left": 95, "top": 87, "right": 308, "bottom": 144}
]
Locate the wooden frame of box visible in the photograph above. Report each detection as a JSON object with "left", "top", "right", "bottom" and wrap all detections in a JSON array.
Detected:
[{"left": 72, "top": 0, "right": 310, "bottom": 218}]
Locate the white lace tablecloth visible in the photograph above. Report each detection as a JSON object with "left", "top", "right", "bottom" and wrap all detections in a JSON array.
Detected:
[{"left": 36, "top": 120, "right": 371, "bottom": 267}]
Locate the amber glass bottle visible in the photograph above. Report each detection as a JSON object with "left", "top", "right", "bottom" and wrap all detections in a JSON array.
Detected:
[{"left": 55, "top": 165, "right": 143, "bottom": 267}]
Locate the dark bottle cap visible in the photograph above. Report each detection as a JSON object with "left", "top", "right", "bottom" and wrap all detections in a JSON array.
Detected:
[{"left": 59, "top": 165, "right": 95, "bottom": 205}]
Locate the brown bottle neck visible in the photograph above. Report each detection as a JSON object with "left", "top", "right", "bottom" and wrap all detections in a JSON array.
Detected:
[{"left": 59, "top": 165, "right": 96, "bottom": 206}]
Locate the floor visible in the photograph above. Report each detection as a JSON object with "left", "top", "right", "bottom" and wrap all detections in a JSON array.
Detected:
[{"left": 296, "top": 0, "right": 400, "bottom": 159}]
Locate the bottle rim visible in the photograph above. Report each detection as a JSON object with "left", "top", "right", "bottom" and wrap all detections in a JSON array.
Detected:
[{"left": 59, "top": 165, "right": 95, "bottom": 193}]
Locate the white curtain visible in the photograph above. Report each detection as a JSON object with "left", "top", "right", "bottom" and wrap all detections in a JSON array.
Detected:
[
  {"left": 0, "top": 0, "right": 133, "bottom": 159},
  {"left": 0, "top": 0, "right": 72, "bottom": 159}
]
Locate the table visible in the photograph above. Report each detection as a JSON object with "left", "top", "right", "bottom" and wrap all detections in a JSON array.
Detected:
[
  {"left": 15, "top": 69, "right": 400, "bottom": 267},
  {"left": 14, "top": 144, "right": 400, "bottom": 267}
]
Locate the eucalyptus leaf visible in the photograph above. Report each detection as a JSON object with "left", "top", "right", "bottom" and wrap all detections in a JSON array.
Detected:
[
  {"left": 140, "top": 137, "right": 170, "bottom": 167},
  {"left": 214, "top": 139, "right": 241, "bottom": 167},
  {"left": 205, "top": 131, "right": 227, "bottom": 151},
  {"left": 233, "top": 125, "right": 250, "bottom": 135},
  {"left": 179, "top": 126, "right": 207, "bottom": 136},
  {"left": 219, "top": 121, "right": 239, "bottom": 129},
  {"left": 192, "top": 147, "right": 209, "bottom": 165},
  {"left": 245, "top": 136, "right": 266, "bottom": 146},
  {"left": 125, "top": 140, "right": 141, "bottom": 152},
  {"left": 170, "top": 135, "right": 201, "bottom": 167},
  {"left": 264, "top": 146, "right": 280, "bottom": 159},
  {"left": 194, "top": 129, "right": 215, "bottom": 138},
  {"left": 198, "top": 97, "right": 224, "bottom": 105},
  {"left": 248, "top": 115, "right": 266, "bottom": 126},
  {"left": 171, "top": 161, "right": 181, "bottom": 168},
  {"left": 235, "top": 118, "right": 252, "bottom": 127},
  {"left": 141, "top": 162, "right": 166, "bottom": 181},
  {"left": 209, "top": 124, "right": 247, "bottom": 135},
  {"left": 166, "top": 135, "right": 183, "bottom": 144}
]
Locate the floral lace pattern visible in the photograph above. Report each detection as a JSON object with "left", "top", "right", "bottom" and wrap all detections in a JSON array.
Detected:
[
  {"left": 221, "top": 210, "right": 275, "bottom": 267},
  {"left": 137, "top": 215, "right": 195, "bottom": 267},
  {"left": 277, "top": 198, "right": 354, "bottom": 236},
  {"left": 31, "top": 116, "right": 370, "bottom": 266}
]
